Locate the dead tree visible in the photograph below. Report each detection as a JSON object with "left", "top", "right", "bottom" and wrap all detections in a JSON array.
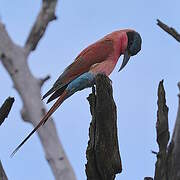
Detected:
[
  {"left": 143, "top": 20, "right": 180, "bottom": 180},
  {"left": 0, "top": 1, "right": 76, "bottom": 179},
  {"left": 155, "top": 20, "right": 180, "bottom": 180},
  {"left": 86, "top": 74, "right": 122, "bottom": 180},
  {"left": 145, "top": 80, "right": 180, "bottom": 180}
]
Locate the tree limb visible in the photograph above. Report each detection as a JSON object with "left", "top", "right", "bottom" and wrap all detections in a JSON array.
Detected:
[
  {"left": 0, "top": 97, "right": 15, "bottom": 126},
  {"left": 25, "top": 0, "right": 57, "bottom": 55},
  {"left": 39, "top": 74, "right": 51, "bottom": 87},
  {"left": 86, "top": 74, "right": 122, "bottom": 180},
  {"left": 157, "top": 19, "right": 180, "bottom": 42},
  {"left": 0, "top": 1, "right": 76, "bottom": 179}
]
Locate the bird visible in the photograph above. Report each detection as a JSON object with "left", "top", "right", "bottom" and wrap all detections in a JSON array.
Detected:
[{"left": 11, "top": 29, "right": 142, "bottom": 156}]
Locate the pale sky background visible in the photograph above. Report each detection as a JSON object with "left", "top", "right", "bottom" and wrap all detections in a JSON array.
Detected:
[{"left": 0, "top": 0, "right": 180, "bottom": 180}]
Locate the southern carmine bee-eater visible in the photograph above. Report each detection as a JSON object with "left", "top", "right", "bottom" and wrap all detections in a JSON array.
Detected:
[{"left": 11, "top": 29, "right": 142, "bottom": 156}]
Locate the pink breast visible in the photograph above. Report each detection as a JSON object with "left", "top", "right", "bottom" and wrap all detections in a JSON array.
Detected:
[{"left": 90, "top": 58, "right": 118, "bottom": 76}]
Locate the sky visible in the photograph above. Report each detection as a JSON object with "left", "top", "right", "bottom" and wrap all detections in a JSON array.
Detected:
[{"left": 0, "top": 0, "right": 180, "bottom": 180}]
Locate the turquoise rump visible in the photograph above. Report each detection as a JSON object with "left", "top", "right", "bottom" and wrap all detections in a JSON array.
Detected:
[{"left": 67, "top": 72, "right": 95, "bottom": 96}]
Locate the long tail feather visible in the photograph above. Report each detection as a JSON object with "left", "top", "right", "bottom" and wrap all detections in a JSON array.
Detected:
[
  {"left": 47, "top": 85, "right": 68, "bottom": 104},
  {"left": 11, "top": 91, "right": 68, "bottom": 157},
  {"left": 42, "top": 87, "right": 55, "bottom": 100}
]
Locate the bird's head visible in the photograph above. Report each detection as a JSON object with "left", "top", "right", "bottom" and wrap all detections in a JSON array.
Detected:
[{"left": 119, "top": 31, "right": 142, "bottom": 71}]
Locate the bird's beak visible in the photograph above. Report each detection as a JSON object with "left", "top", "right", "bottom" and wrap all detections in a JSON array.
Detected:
[{"left": 118, "top": 50, "right": 131, "bottom": 72}]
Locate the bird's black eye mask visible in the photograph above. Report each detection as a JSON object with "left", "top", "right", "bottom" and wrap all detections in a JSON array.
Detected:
[
  {"left": 127, "top": 31, "right": 142, "bottom": 56},
  {"left": 119, "top": 31, "right": 142, "bottom": 71}
]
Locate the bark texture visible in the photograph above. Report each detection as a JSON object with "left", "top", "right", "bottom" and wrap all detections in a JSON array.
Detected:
[
  {"left": 154, "top": 80, "right": 169, "bottom": 180},
  {"left": 86, "top": 74, "right": 122, "bottom": 180},
  {"left": 167, "top": 82, "right": 180, "bottom": 180},
  {"left": 0, "top": 1, "right": 76, "bottom": 179}
]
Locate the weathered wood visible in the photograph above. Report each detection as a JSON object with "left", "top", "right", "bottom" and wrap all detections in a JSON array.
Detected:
[
  {"left": 167, "top": 82, "right": 180, "bottom": 180},
  {"left": 154, "top": 80, "right": 169, "bottom": 180},
  {"left": 0, "top": 161, "right": 8, "bottom": 180},
  {"left": 86, "top": 74, "right": 122, "bottom": 180},
  {"left": 0, "top": 97, "right": 14, "bottom": 126}
]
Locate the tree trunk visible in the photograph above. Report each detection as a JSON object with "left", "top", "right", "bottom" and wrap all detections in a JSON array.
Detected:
[{"left": 86, "top": 74, "right": 122, "bottom": 180}]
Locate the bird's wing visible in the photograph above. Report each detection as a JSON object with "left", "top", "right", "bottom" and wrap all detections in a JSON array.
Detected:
[{"left": 42, "top": 39, "right": 114, "bottom": 99}]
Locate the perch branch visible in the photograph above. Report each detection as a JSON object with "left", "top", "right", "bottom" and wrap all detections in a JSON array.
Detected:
[
  {"left": 0, "top": 97, "right": 15, "bottom": 126},
  {"left": 157, "top": 19, "right": 180, "bottom": 42},
  {"left": 86, "top": 74, "right": 122, "bottom": 180}
]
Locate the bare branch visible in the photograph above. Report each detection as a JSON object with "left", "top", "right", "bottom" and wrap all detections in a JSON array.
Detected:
[
  {"left": 151, "top": 150, "right": 158, "bottom": 155},
  {"left": 157, "top": 19, "right": 180, "bottom": 42},
  {"left": 154, "top": 80, "right": 169, "bottom": 180},
  {"left": 86, "top": 74, "right": 122, "bottom": 180},
  {"left": 0, "top": 97, "right": 15, "bottom": 126},
  {"left": 39, "top": 74, "right": 51, "bottom": 87},
  {"left": 167, "top": 82, "right": 180, "bottom": 179},
  {"left": 0, "top": 161, "right": 8, "bottom": 180},
  {"left": 25, "top": 0, "right": 57, "bottom": 55}
]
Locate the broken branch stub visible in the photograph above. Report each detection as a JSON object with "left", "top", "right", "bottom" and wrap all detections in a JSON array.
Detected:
[{"left": 86, "top": 74, "right": 122, "bottom": 180}]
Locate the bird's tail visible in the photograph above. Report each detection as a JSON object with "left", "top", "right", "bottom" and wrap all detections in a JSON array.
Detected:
[{"left": 11, "top": 90, "right": 68, "bottom": 157}]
